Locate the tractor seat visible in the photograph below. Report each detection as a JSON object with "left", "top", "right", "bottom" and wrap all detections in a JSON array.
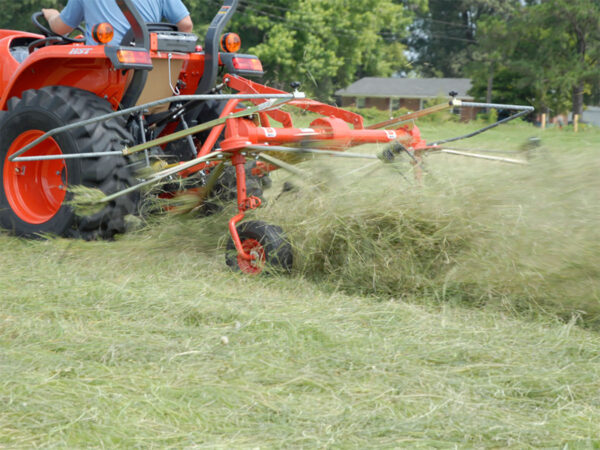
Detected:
[
  {"left": 9, "top": 37, "right": 38, "bottom": 63},
  {"left": 10, "top": 46, "right": 29, "bottom": 63},
  {"left": 126, "top": 24, "right": 198, "bottom": 114},
  {"left": 121, "top": 23, "right": 198, "bottom": 52}
]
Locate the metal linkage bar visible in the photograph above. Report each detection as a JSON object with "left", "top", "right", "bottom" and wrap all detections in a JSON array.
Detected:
[
  {"left": 11, "top": 97, "right": 294, "bottom": 163},
  {"left": 10, "top": 151, "right": 124, "bottom": 162},
  {"left": 123, "top": 98, "right": 292, "bottom": 156},
  {"left": 366, "top": 102, "right": 453, "bottom": 130},
  {"left": 9, "top": 93, "right": 300, "bottom": 161},
  {"left": 438, "top": 149, "right": 527, "bottom": 165},
  {"left": 246, "top": 145, "right": 380, "bottom": 160},
  {"left": 428, "top": 102, "right": 535, "bottom": 146},
  {"left": 99, "top": 151, "right": 228, "bottom": 203},
  {"left": 460, "top": 101, "right": 534, "bottom": 111}
]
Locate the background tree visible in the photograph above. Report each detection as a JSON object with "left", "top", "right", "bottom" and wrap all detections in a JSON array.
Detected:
[
  {"left": 0, "top": 0, "right": 598, "bottom": 112},
  {"left": 226, "top": 0, "right": 413, "bottom": 99},
  {"left": 407, "top": 0, "right": 521, "bottom": 77},
  {"left": 469, "top": 0, "right": 600, "bottom": 115},
  {"left": 468, "top": 16, "right": 513, "bottom": 105},
  {"left": 469, "top": 14, "right": 572, "bottom": 115},
  {"left": 533, "top": 0, "right": 600, "bottom": 116},
  {"left": 0, "top": 0, "right": 63, "bottom": 32},
  {"left": 0, "top": 0, "right": 415, "bottom": 100}
]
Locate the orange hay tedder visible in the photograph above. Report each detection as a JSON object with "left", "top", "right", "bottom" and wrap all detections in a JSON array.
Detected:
[{"left": 0, "top": 0, "right": 533, "bottom": 274}]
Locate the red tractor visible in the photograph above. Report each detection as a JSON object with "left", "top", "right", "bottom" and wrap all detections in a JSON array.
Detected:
[
  {"left": 0, "top": 0, "right": 263, "bottom": 238},
  {"left": 0, "top": 0, "right": 533, "bottom": 273}
]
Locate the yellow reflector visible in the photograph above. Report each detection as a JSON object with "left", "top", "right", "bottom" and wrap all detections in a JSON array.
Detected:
[
  {"left": 92, "top": 22, "right": 115, "bottom": 45},
  {"left": 220, "top": 33, "right": 242, "bottom": 53}
]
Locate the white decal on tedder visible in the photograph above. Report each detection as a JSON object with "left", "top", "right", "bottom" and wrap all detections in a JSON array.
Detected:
[{"left": 264, "top": 127, "right": 277, "bottom": 138}]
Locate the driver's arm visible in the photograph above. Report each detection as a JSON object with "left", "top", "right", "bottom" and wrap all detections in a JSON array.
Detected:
[
  {"left": 176, "top": 15, "right": 193, "bottom": 33},
  {"left": 41, "top": 8, "right": 74, "bottom": 35}
]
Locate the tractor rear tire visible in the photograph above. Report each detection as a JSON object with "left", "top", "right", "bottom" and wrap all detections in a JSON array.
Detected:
[
  {"left": 226, "top": 220, "right": 293, "bottom": 275},
  {"left": 0, "top": 86, "right": 138, "bottom": 239}
]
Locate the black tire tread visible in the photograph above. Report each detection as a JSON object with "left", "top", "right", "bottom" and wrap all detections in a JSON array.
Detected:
[
  {"left": 1, "top": 86, "right": 138, "bottom": 239},
  {"left": 225, "top": 220, "right": 293, "bottom": 274}
]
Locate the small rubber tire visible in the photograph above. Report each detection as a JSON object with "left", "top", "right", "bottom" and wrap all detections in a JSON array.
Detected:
[
  {"left": 226, "top": 220, "right": 293, "bottom": 275},
  {"left": 0, "top": 86, "right": 138, "bottom": 239},
  {"left": 212, "top": 162, "right": 264, "bottom": 202}
]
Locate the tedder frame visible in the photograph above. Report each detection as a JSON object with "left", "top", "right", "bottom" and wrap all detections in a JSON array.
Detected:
[{"left": 0, "top": 0, "right": 534, "bottom": 274}]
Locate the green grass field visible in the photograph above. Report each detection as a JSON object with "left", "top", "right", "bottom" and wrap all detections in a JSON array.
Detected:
[{"left": 1, "top": 120, "right": 599, "bottom": 447}]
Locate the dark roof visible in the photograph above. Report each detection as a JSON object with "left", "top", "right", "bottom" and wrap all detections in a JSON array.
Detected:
[{"left": 335, "top": 77, "right": 473, "bottom": 100}]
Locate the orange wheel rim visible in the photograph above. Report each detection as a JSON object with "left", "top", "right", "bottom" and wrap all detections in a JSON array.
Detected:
[
  {"left": 3, "top": 130, "right": 67, "bottom": 224},
  {"left": 238, "top": 238, "right": 265, "bottom": 274}
]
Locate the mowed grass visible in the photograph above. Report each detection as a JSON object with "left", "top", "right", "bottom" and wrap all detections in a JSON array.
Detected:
[{"left": 1, "top": 120, "right": 600, "bottom": 446}]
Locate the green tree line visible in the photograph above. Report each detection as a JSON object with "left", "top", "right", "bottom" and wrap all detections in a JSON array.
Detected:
[
  {"left": 416, "top": 0, "right": 600, "bottom": 116},
  {"left": 0, "top": 0, "right": 598, "bottom": 114}
]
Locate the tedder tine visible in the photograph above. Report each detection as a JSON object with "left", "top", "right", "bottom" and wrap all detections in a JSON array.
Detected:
[
  {"left": 97, "top": 152, "right": 227, "bottom": 204},
  {"left": 256, "top": 153, "right": 308, "bottom": 177},
  {"left": 246, "top": 145, "right": 380, "bottom": 161},
  {"left": 190, "top": 161, "right": 227, "bottom": 212},
  {"left": 437, "top": 149, "right": 528, "bottom": 165},
  {"left": 366, "top": 101, "right": 455, "bottom": 130},
  {"left": 344, "top": 160, "right": 381, "bottom": 177}
]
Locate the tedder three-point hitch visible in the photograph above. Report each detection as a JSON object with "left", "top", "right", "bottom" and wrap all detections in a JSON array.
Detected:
[{"left": 0, "top": 0, "right": 533, "bottom": 274}]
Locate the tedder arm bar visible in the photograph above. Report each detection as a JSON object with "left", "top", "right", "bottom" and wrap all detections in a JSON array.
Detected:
[
  {"left": 9, "top": 93, "right": 298, "bottom": 162},
  {"left": 366, "top": 102, "right": 455, "bottom": 130},
  {"left": 460, "top": 101, "right": 535, "bottom": 111},
  {"left": 99, "top": 152, "right": 226, "bottom": 204},
  {"left": 428, "top": 102, "right": 534, "bottom": 146},
  {"left": 246, "top": 145, "right": 380, "bottom": 160},
  {"left": 436, "top": 149, "right": 528, "bottom": 165}
]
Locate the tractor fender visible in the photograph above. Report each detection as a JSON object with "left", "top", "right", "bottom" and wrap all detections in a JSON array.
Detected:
[
  {"left": 0, "top": 45, "right": 131, "bottom": 111},
  {"left": 0, "top": 32, "right": 44, "bottom": 98}
]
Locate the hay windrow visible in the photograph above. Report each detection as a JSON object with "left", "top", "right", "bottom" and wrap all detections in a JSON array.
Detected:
[
  {"left": 254, "top": 124, "right": 600, "bottom": 326},
  {"left": 63, "top": 124, "right": 600, "bottom": 327}
]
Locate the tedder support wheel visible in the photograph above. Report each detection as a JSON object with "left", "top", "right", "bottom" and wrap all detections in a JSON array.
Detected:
[
  {"left": 226, "top": 220, "right": 293, "bottom": 275},
  {"left": 0, "top": 86, "right": 138, "bottom": 239}
]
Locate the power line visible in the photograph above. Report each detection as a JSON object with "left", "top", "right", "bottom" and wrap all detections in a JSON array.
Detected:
[
  {"left": 239, "top": 0, "right": 292, "bottom": 13},
  {"left": 233, "top": 0, "right": 402, "bottom": 40},
  {"left": 212, "top": 0, "right": 479, "bottom": 47},
  {"left": 380, "top": 31, "right": 476, "bottom": 44},
  {"left": 237, "top": 2, "right": 358, "bottom": 38}
]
